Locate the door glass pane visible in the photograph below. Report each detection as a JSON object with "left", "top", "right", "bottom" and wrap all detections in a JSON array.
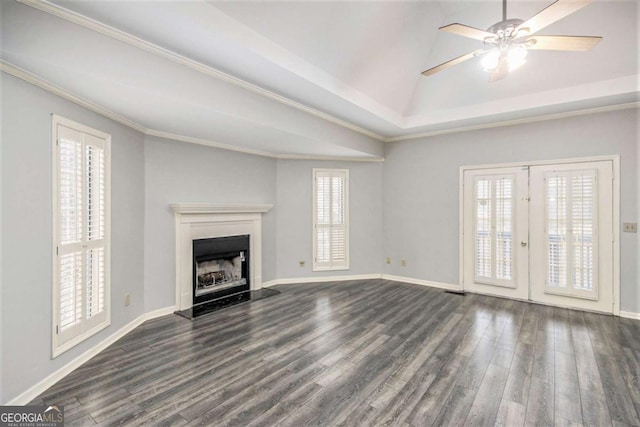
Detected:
[
  {"left": 475, "top": 179, "right": 492, "bottom": 279},
  {"left": 474, "top": 175, "right": 515, "bottom": 285},
  {"left": 572, "top": 174, "right": 594, "bottom": 290},
  {"left": 496, "top": 178, "right": 513, "bottom": 280},
  {"left": 547, "top": 176, "right": 568, "bottom": 288},
  {"left": 545, "top": 171, "right": 597, "bottom": 294}
]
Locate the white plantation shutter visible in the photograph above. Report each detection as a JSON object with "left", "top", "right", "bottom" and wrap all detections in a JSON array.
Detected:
[
  {"left": 53, "top": 116, "right": 110, "bottom": 356},
  {"left": 544, "top": 169, "right": 598, "bottom": 298},
  {"left": 313, "top": 169, "right": 349, "bottom": 270}
]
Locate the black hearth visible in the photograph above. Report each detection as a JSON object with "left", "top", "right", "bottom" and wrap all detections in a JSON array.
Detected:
[{"left": 192, "top": 235, "right": 250, "bottom": 305}]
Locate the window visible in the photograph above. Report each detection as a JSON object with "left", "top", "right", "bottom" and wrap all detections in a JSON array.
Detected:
[
  {"left": 52, "top": 115, "right": 110, "bottom": 357},
  {"left": 313, "top": 169, "right": 349, "bottom": 271}
]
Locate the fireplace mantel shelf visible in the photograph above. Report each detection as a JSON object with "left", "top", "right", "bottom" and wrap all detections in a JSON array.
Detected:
[{"left": 170, "top": 203, "right": 273, "bottom": 215}]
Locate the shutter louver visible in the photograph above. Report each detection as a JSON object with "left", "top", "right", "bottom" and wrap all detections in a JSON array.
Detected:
[
  {"left": 86, "top": 140, "right": 105, "bottom": 242},
  {"left": 475, "top": 179, "right": 492, "bottom": 279},
  {"left": 59, "top": 131, "right": 83, "bottom": 245},
  {"left": 547, "top": 175, "right": 568, "bottom": 288},
  {"left": 495, "top": 178, "right": 513, "bottom": 280},
  {"left": 59, "top": 252, "right": 83, "bottom": 331},
  {"left": 572, "top": 174, "right": 594, "bottom": 290},
  {"left": 316, "top": 227, "right": 330, "bottom": 264}
]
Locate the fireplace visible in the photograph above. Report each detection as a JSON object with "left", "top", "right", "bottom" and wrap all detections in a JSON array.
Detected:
[
  {"left": 171, "top": 203, "right": 273, "bottom": 311},
  {"left": 193, "top": 235, "right": 250, "bottom": 305}
]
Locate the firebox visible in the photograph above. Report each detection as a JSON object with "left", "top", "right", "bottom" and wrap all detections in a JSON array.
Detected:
[{"left": 192, "top": 235, "right": 250, "bottom": 305}]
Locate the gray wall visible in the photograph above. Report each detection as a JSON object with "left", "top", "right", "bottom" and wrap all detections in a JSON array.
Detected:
[
  {"left": 637, "top": 112, "right": 640, "bottom": 314},
  {"left": 0, "top": 74, "right": 146, "bottom": 403},
  {"left": 383, "top": 109, "right": 639, "bottom": 312},
  {"left": 2, "top": 70, "right": 638, "bottom": 404},
  {"left": 143, "top": 137, "right": 277, "bottom": 312},
  {"left": 275, "top": 160, "right": 383, "bottom": 279}
]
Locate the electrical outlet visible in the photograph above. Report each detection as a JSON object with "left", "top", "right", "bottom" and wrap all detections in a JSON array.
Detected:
[
  {"left": 401, "top": 259, "right": 407, "bottom": 267},
  {"left": 299, "top": 260, "right": 305, "bottom": 267},
  {"left": 386, "top": 257, "right": 391, "bottom": 264},
  {"left": 125, "top": 293, "right": 131, "bottom": 306},
  {"left": 623, "top": 222, "right": 637, "bottom": 233}
]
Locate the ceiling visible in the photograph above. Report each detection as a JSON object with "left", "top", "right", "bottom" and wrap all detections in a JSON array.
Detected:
[{"left": 1, "top": 0, "right": 638, "bottom": 159}]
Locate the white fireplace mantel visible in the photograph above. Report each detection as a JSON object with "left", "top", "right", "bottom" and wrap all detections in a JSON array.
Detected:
[
  {"left": 172, "top": 203, "right": 273, "bottom": 310},
  {"left": 170, "top": 203, "right": 273, "bottom": 215}
]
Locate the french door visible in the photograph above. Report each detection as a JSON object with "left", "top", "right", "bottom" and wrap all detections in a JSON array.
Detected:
[
  {"left": 463, "top": 167, "right": 530, "bottom": 300},
  {"left": 462, "top": 160, "right": 614, "bottom": 314}
]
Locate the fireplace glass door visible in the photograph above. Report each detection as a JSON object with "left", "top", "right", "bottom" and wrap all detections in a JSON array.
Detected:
[{"left": 193, "top": 235, "right": 250, "bottom": 305}]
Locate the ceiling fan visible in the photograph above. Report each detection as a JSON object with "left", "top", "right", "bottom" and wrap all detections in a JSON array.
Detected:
[{"left": 422, "top": 0, "right": 602, "bottom": 81}]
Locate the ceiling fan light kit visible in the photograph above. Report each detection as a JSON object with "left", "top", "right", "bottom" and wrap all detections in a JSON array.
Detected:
[
  {"left": 481, "top": 45, "right": 528, "bottom": 73},
  {"left": 422, "top": 0, "right": 602, "bottom": 81}
]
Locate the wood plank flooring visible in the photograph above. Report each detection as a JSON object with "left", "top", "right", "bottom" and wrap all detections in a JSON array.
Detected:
[{"left": 31, "top": 279, "right": 640, "bottom": 426}]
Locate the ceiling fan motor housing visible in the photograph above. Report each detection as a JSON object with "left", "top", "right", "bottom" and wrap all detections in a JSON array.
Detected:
[{"left": 485, "top": 19, "right": 526, "bottom": 46}]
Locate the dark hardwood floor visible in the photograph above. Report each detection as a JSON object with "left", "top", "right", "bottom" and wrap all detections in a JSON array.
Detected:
[{"left": 32, "top": 279, "right": 640, "bottom": 426}]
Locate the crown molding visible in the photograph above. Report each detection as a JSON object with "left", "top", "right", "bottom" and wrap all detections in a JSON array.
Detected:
[
  {"left": 2, "top": 60, "right": 385, "bottom": 162},
  {"left": 0, "top": 60, "right": 147, "bottom": 133},
  {"left": 145, "top": 129, "right": 279, "bottom": 159},
  {"left": 16, "top": 0, "right": 386, "bottom": 142},
  {"left": 5, "top": 56, "right": 636, "bottom": 154},
  {"left": 276, "top": 154, "right": 385, "bottom": 162},
  {"left": 386, "top": 101, "right": 640, "bottom": 143},
  {"left": 146, "top": 130, "right": 384, "bottom": 162}
]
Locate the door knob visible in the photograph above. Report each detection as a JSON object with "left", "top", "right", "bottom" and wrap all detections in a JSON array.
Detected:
[{"left": 521, "top": 241, "right": 528, "bottom": 247}]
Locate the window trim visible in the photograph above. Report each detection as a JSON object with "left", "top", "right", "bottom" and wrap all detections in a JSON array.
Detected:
[
  {"left": 52, "top": 114, "right": 111, "bottom": 358},
  {"left": 312, "top": 168, "right": 349, "bottom": 271}
]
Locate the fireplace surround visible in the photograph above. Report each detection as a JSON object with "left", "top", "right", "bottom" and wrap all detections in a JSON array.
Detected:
[{"left": 171, "top": 203, "right": 273, "bottom": 311}]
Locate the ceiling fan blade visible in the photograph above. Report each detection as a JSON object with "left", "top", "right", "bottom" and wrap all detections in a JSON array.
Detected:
[
  {"left": 516, "top": 0, "right": 592, "bottom": 36},
  {"left": 422, "top": 50, "right": 485, "bottom": 76},
  {"left": 489, "top": 55, "right": 509, "bottom": 82},
  {"left": 526, "top": 35, "right": 602, "bottom": 51},
  {"left": 439, "top": 23, "right": 496, "bottom": 42}
]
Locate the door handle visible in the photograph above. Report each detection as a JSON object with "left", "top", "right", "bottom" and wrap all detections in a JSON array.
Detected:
[{"left": 521, "top": 241, "right": 528, "bottom": 247}]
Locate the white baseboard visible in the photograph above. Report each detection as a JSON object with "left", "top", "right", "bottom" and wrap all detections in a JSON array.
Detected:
[
  {"left": 5, "top": 306, "right": 174, "bottom": 405},
  {"left": 260, "top": 279, "right": 279, "bottom": 288},
  {"left": 263, "top": 274, "right": 462, "bottom": 294},
  {"left": 145, "top": 306, "right": 176, "bottom": 319},
  {"left": 620, "top": 311, "right": 640, "bottom": 320},
  {"left": 262, "top": 274, "right": 382, "bottom": 287},
  {"left": 381, "top": 274, "right": 463, "bottom": 292}
]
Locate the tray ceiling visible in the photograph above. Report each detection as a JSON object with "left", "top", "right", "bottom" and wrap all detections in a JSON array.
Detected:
[{"left": 2, "top": 0, "right": 638, "bottom": 159}]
